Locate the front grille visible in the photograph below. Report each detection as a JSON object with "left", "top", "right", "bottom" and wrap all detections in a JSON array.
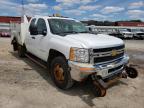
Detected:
[
  {"left": 137, "top": 33, "right": 144, "bottom": 35},
  {"left": 92, "top": 45, "right": 124, "bottom": 64},
  {"left": 93, "top": 45, "right": 124, "bottom": 53},
  {"left": 94, "top": 52, "right": 124, "bottom": 63},
  {"left": 108, "top": 65, "right": 123, "bottom": 73}
]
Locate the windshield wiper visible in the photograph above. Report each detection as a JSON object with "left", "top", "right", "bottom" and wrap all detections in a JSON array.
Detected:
[
  {"left": 62, "top": 31, "right": 78, "bottom": 34},
  {"left": 54, "top": 31, "right": 90, "bottom": 36},
  {"left": 54, "top": 31, "right": 78, "bottom": 36},
  {"left": 54, "top": 32, "right": 67, "bottom": 36}
]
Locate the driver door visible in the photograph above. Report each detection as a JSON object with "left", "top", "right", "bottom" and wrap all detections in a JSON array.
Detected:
[
  {"left": 33, "top": 18, "right": 48, "bottom": 61},
  {"left": 25, "top": 18, "right": 37, "bottom": 55}
]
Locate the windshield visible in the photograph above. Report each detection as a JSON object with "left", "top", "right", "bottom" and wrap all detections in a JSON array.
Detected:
[
  {"left": 119, "top": 29, "right": 128, "bottom": 32},
  {"left": 48, "top": 19, "right": 89, "bottom": 36},
  {"left": 131, "top": 29, "right": 141, "bottom": 32}
]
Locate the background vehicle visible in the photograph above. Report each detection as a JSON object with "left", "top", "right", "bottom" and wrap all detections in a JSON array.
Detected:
[
  {"left": 86, "top": 25, "right": 97, "bottom": 34},
  {"left": 0, "top": 32, "right": 10, "bottom": 37},
  {"left": 128, "top": 29, "right": 144, "bottom": 40},
  {"left": 10, "top": 15, "right": 138, "bottom": 97},
  {"left": 117, "top": 29, "right": 133, "bottom": 39},
  {"left": 140, "top": 29, "right": 144, "bottom": 32}
]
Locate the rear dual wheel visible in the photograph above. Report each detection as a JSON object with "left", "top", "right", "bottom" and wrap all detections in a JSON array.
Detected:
[
  {"left": 18, "top": 45, "right": 26, "bottom": 57},
  {"left": 12, "top": 39, "right": 18, "bottom": 51},
  {"left": 12, "top": 42, "right": 18, "bottom": 51}
]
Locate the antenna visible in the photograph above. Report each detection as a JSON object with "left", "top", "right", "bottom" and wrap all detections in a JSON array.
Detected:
[
  {"left": 21, "top": 0, "right": 25, "bottom": 23},
  {"left": 21, "top": 0, "right": 25, "bottom": 16}
]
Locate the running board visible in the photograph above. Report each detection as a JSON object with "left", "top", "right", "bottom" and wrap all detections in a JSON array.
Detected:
[{"left": 25, "top": 53, "right": 47, "bottom": 69}]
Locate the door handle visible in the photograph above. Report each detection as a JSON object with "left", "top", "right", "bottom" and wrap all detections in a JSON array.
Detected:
[{"left": 31, "top": 37, "right": 35, "bottom": 39}]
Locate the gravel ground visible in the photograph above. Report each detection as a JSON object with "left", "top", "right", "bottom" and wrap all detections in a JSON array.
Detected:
[{"left": 0, "top": 38, "right": 144, "bottom": 108}]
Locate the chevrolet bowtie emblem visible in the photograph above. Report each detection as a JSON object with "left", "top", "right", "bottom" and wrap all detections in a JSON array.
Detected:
[{"left": 112, "top": 50, "right": 117, "bottom": 56}]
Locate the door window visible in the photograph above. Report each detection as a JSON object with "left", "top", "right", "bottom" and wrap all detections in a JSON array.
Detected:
[
  {"left": 29, "top": 18, "right": 36, "bottom": 31},
  {"left": 29, "top": 18, "right": 37, "bottom": 35},
  {"left": 37, "top": 18, "right": 47, "bottom": 35}
]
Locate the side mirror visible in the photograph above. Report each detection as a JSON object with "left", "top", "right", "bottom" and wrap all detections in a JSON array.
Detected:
[
  {"left": 29, "top": 24, "right": 38, "bottom": 35},
  {"left": 42, "top": 29, "right": 47, "bottom": 36}
]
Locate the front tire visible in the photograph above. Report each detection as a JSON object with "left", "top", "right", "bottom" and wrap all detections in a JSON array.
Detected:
[
  {"left": 51, "top": 56, "right": 74, "bottom": 89},
  {"left": 141, "top": 37, "right": 144, "bottom": 40}
]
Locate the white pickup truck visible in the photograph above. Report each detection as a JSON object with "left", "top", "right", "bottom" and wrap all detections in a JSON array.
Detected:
[
  {"left": 128, "top": 29, "right": 144, "bottom": 40},
  {"left": 10, "top": 15, "right": 137, "bottom": 96},
  {"left": 117, "top": 28, "right": 133, "bottom": 39}
]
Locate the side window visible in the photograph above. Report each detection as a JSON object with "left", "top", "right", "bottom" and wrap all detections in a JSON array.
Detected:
[
  {"left": 29, "top": 18, "right": 38, "bottom": 35},
  {"left": 37, "top": 18, "right": 47, "bottom": 35},
  {"left": 29, "top": 18, "right": 36, "bottom": 32}
]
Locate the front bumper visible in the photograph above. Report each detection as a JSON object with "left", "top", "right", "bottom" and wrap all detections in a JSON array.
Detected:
[
  {"left": 68, "top": 54, "right": 129, "bottom": 81},
  {"left": 134, "top": 35, "right": 144, "bottom": 38},
  {"left": 123, "top": 34, "right": 133, "bottom": 38}
]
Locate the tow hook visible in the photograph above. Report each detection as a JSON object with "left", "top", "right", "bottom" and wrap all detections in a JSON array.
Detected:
[{"left": 125, "top": 66, "right": 138, "bottom": 79}]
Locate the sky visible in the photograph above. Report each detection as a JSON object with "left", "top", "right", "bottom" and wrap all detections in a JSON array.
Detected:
[{"left": 0, "top": 0, "right": 144, "bottom": 21}]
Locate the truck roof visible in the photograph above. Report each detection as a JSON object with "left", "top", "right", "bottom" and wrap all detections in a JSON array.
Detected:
[{"left": 33, "top": 15, "right": 78, "bottom": 22}]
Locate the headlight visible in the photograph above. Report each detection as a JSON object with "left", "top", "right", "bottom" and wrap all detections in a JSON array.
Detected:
[{"left": 69, "top": 47, "right": 89, "bottom": 63}]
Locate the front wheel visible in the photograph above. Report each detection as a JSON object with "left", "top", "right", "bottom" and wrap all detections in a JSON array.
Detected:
[
  {"left": 50, "top": 56, "right": 74, "bottom": 89},
  {"left": 141, "top": 37, "right": 144, "bottom": 40}
]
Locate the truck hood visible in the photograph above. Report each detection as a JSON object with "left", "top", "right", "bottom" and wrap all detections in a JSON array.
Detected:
[
  {"left": 65, "top": 33, "right": 124, "bottom": 48},
  {"left": 134, "top": 31, "right": 144, "bottom": 34},
  {"left": 121, "top": 31, "right": 132, "bottom": 34}
]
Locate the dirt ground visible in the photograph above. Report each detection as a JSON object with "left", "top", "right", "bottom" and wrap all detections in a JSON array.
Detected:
[{"left": 0, "top": 38, "right": 144, "bottom": 108}]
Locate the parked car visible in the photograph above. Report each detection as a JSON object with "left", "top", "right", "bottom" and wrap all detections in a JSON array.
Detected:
[
  {"left": 140, "top": 29, "right": 144, "bottom": 32},
  {"left": 108, "top": 28, "right": 120, "bottom": 37},
  {"left": 86, "top": 25, "right": 97, "bottom": 34},
  {"left": 128, "top": 29, "right": 144, "bottom": 40},
  {"left": 0, "top": 32, "right": 10, "bottom": 37}
]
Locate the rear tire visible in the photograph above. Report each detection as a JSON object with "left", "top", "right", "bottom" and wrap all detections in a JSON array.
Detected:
[
  {"left": 12, "top": 39, "right": 18, "bottom": 51},
  {"left": 18, "top": 45, "right": 26, "bottom": 58},
  {"left": 13, "top": 43, "right": 18, "bottom": 51},
  {"left": 50, "top": 56, "right": 74, "bottom": 89}
]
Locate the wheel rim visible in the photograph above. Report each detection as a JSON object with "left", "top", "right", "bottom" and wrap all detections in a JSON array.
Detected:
[{"left": 54, "top": 64, "right": 65, "bottom": 83}]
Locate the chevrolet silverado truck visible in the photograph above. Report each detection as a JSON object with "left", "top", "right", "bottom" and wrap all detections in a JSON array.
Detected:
[
  {"left": 128, "top": 29, "right": 144, "bottom": 40},
  {"left": 117, "top": 28, "right": 133, "bottom": 39},
  {"left": 10, "top": 15, "right": 138, "bottom": 97}
]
